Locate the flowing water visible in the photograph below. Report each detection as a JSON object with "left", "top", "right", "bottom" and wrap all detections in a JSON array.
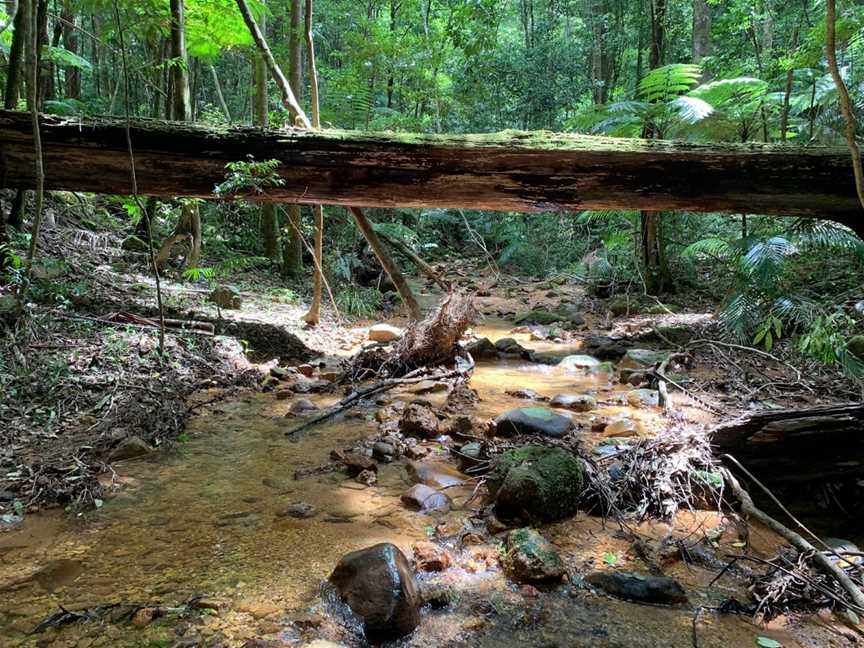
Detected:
[{"left": 0, "top": 327, "right": 838, "bottom": 647}]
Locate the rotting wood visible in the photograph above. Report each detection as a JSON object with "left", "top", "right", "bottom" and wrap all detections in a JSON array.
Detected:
[
  {"left": 710, "top": 403, "right": 864, "bottom": 483},
  {"left": 1, "top": 111, "right": 863, "bottom": 226}
]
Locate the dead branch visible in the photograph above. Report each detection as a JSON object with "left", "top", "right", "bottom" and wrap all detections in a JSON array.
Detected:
[{"left": 721, "top": 466, "right": 864, "bottom": 612}]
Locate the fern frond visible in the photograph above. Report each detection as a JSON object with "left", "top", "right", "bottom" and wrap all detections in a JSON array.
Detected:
[
  {"left": 638, "top": 64, "right": 702, "bottom": 103},
  {"left": 681, "top": 237, "right": 734, "bottom": 260}
]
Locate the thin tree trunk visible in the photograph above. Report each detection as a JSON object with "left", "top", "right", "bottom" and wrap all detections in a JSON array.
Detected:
[
  {"left": 378, "top": 229, "right": 449, "bottom": 290},
  {"left": 826, "top": 0, "right": 864, "bottom": 212},
  {"left": 19, "top": 0, "right": 46, "bottom": 306},
  {"left": 302, "top": 0, "right": 324, "bottom": 325},
  {"left": 157, "top": 0, "right": 201, "bottom": 270},
  {"left": 780, "top": 28, "right": 798, "bottom": 142},
  {"left": 692, "top": 0, "right": 711, "bottom": 80},
  {"left": 254, "top": 9, "right": 279, "bottom": 262},
  {"left": 281, "top": 0, "right": 304, "bottom": 278},
  {"left": 349, "top": 207, "right": 421, "bottom": 321},
  {"left": 234, "top": 0, "right": 310, "bottom": 127},
  {"left": 640, "top": 0, "right": 670, "bottom": 294},
  {"left": 4, "top": 5, "right": 25, "bottom": 109},
  {"left": 61, "top": 5, "right": 79, "bottom": 99},
  {"left": 209, "top": 64, "right": 231, "bottom": 122}
]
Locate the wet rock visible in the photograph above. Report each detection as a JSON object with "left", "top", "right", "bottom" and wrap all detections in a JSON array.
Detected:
[
  {"left": 487, "top": 446, "right": 583, "bottom": 523},
  {"left": 406, "top": 461, "right": 465, "bottom": 489},
  {"left": 494, "top": 407, "right": 574, "bottom": 438},
  {"left": 368, "top": 323, "right": 403, "bottom": 343},
  {"left": 403, "top": 444, "right": 429, "bottom": 460},
  {"left": 505, "top": 388, "right": 541, "bottom": 400},
  {"left": 513, "top": 309, "right": 562, "bottom": 325},
  {"left": 399, "top": 403, "right": 440, "bottom": 438},
  {"left": 209, "top": 286, "right": 242, "bottom": 309},
  {"left": 341, "top": 452, "right": 378, "bottom": 477},
  {"left": 558, "top": 355, "right": 601, "bottom": 372},
  {"left": 529, "top": 351, "right": 566, "bottom": 365},
  {"left": 456, "top": 441, "right": 484, "bottom": 473},
  {"left": 410, "top": 380, "right": 448, "bottom": 395},
  {"left": 466, "top": 337, "right": 498, "bottom": 359},
  {"left": 583, "top": 335, "right": 631, "bottom": 361},
  {"left": 329, "top": 543, "right": 421, "bottom": 641},
  {"left": 504, "top": 528, "right": 566, "bottom": 584},
  {"left": 586, "top": 571, "right": 688, "bottom": 605},
  {"left": 108, "top": 436, "right": 152, "bottom": 462},
  {"left": 289, "top": 398, "right": 320, "bottom": 415},
  {"left": 296, "top": 364, "right": 315, "bottom": 378},
  {"left": 626, "top": 389, "right": 659, "bottom": 408},
  {"left": 618, "top": 348, "right": 669, "bottom": 371},
  {"left": 400, "top": 484, "right": 452, "bottom": 513},
  {"left": 412, "top": 541, "right": 452, "bottom": 572},
  {"left": 494, "top": 337, "right": 531, "bottom": 358},
  {"left": 277, "top": 502, "right": 317, "bottom": 519},
  {"left": 603, "top": 418, "right": 641, "bottom": 438},
  {"left": 356, "top": 469, "right": 378, "bottom": 486},
  {"left": 550, "top": 393, "right": 596, "bottom": 412},
  {"left": 0, "top": 490, "right": 15, "bottom": 502},
  {"left": 372, "top": 442, "right": 396, "bottom": 463},
  {"left": 289, "top": 378, "right": 330, "bottom": 394}
]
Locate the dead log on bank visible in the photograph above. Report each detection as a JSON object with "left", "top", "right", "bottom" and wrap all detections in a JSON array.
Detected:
[
  {"left": 1, "top": 111, "right": 863, "bottom": 226},
  {"left": 710, "top": 403, "right": 864, "bottom": 483}
]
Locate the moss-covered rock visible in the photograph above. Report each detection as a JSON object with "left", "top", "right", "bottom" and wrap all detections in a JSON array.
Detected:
[
  {"left": 513, "top": 309, "right": 562, "bottom": 325},
  {"left": 607, "top": 297, "right": 641, "bottom": 317},
  {"left": 504, "top": 528, "right": 566, "bottom": 583},
  {"left": 487, "top": 445, "right": 583, "bottom": 522},
  {"left": 121, "top": 235, "right": 149, "bottom": 253},
  {"left": 618, "top": 348, "right": 669, "bottom": 371}
]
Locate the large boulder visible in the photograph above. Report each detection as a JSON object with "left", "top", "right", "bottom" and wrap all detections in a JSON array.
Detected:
[
  {"left": 486, "top": 445, "right": 583, "bottom": 522},
  {"left": 329, "top": 543, "right": 421, "bottom": 641},
  {"left": 618, "top": 348, "right": 669, "bottom": 371},
  {"left": 504, "top": 528, "right": 566, "bottom": 583},
  {"left": 494, "top": 337, "right": 531, "bottom": 357},
  {"left": 466, "top": 337, "right": 498, "bottom": 359},
  {"left": 401, "top": 484, "right": 452, "bottom": 513},
  {"left": 583, "top": 335, "right": 631, "bottom": 361},
  {"left": 494, "top": 407, "right": 574, "bottom": 438},
  {"left": 368, "top": 324, "right": 403, "bottom": 343}
]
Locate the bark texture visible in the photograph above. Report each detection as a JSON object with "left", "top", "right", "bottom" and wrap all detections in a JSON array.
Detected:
[
  {"left": 0, "top": 111, "right": 862, "bottom": 222},
  {"left": 711, "top": 403, "right": 864, "bottom": 483}
]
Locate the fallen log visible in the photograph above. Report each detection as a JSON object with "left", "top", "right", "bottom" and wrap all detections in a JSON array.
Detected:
[
  {"left": 710, "top": 403, "right": 864, "bottom": 483},
  {"left": 0, "top": 111, "right": 862, "bottom": 225}
]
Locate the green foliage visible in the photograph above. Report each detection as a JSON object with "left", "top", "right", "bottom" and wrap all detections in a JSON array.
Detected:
[
  {"left": 41, "top": 46, "right": 93, "bottom": 71},
  {"left": 798, "top": 314, "right": 864, "bottom": 378},
  {"left": 215, "top": 157, "right": 284, "bottom": 196},
  {"left": 336, "top": 286, "right": 382, "bottom": 319}
]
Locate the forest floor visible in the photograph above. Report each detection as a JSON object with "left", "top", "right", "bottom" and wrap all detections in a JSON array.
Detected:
[{"left": 2, "top": 213, "right": 861, "bottom": 518}]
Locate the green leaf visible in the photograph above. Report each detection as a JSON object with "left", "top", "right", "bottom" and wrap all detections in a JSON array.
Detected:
[
  {"left": 756, "top": 638, "right": 782, "bottom": 648},
  {"left": 41, "top": 45, "right": 92, "bottom": 71},
  {"left": 602, "top": 552, "right": 618, "bottom": 566}
]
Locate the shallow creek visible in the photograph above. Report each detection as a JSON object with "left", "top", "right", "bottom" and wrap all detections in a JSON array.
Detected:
[{"left": 0, "top": 329, "right": 840, "bottom": 647}]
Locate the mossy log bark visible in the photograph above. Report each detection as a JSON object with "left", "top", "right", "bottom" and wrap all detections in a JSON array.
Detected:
[{"left": 0, "top": 111, "right": 862, "bottom": 225}]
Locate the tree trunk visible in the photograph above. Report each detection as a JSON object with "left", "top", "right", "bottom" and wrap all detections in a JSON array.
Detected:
[
  {"left": 61, "top": 6, "right": 79, "bottom": 99},
  {"left": 281, "top": 0, "right": 304, "bottom": 278},
  {"left": 157, "top": 0, "right": 201, "bottom": 270},
  {"left": 779, "top": 28, "right": 798, "bottom": 142},
  {"left": 209, "top": 64, "right": 231, "bottom": 122},
  {"left": 641, "top": 0, "right": 670, "bottom": 294},
  {"left": 168, "top": 0, "right": 191, "bottom": 122},
  {"left": 254, "top": 7, "right": 279, "bottom": 261},
  {"left": 4, "top": 5, "right": 26, "bottom": 109},
  {"left": 691, "top": 0, "right": 711, "bottom": 74},
  {"left": 711, "top": 403, "right": 864, "bottom": 484},
  {"left": 36, "top": 0, "right": 53, "bottom": 105},
  {"left": 349, "top": 207, "right": 421, "bottom": 321},
  {"left": 302, "top": 0, "right": 324, "bottom": 325},
  {"left": 3, "top": 111, "right": 864, "bottom": 222}
]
